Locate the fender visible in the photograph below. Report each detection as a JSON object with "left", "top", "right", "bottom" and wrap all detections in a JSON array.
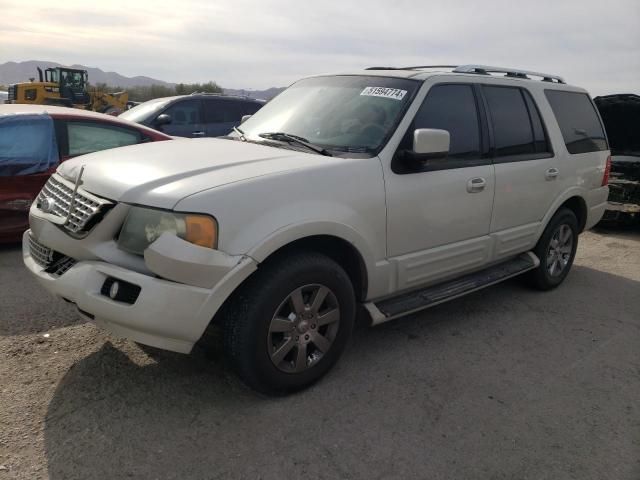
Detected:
[{"left": 246, "top": 220, "right": 391, "bottom": 300}]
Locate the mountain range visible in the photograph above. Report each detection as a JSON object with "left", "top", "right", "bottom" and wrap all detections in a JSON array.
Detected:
[{"left": 0, "top": 60, "right": 284, "bottom": 100}]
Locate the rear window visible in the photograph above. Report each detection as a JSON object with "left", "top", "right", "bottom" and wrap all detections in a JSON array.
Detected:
[
  {"left": 0, "top": 114, "right": 59, "bottom": 176},
  {"left": 545, "top": 90, "right": 608, "bottom": 154}
]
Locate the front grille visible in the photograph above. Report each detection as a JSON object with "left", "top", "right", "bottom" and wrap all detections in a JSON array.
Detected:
[
  {"left": 28, "top": 234, "right": 76, "bottom": 276},
  {"left": 36, "top": 173, "right": 111, "bottom": 234},
  {"left": 29, "top": 234, "right": 55, "bottom": 267}
]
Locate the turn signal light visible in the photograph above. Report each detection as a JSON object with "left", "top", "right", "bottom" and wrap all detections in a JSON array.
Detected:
[{"left": 185, "top": 215, "right": 218, "bottom": 249}]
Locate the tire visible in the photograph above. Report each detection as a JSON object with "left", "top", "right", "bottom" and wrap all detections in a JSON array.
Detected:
[
  {"left": 221, "top": 252, "right": 356, "bottom": 395},
  {"left": 527, "top": 208, "right": 579, "bottom": 290}
]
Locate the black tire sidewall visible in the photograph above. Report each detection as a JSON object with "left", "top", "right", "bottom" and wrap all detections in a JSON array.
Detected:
[
  {"left": 230, "top": 254, "right": 355, "bottom": 394},
  {"left": 533, "top": 209, "right": 579, "bottom": 289}
]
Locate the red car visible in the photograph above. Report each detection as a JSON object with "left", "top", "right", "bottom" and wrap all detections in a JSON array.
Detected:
[{"left": 0, "top": 105, "right": 172, "bottom": 242}]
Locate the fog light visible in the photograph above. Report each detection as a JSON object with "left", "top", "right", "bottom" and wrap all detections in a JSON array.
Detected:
[{"left": 109, "top": 281, "right": 120, "bottom": 299}]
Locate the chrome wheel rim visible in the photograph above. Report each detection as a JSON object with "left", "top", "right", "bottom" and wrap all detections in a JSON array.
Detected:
[
  {"left": 267, "top": 284, "right": 340, "bottom": 373},
  {"left": 546, "top": 224, "right": 573, "bottom": 277}
]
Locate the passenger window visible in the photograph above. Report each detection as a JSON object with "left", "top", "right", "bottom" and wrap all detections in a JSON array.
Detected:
[
  {"left": 67, "top": 122, "right": 141, "bottom": 156},
  {"left": 204, "top": 99, "right": 249, "bottom": 123},
  {"left": 203, "top": 99, "right": 225, "bottom": 123},
  {"left": 162, "top": 100, "right": 201, "bottom": 125},
  {"left": 243, "top": 101, "right": 262, "bottom": 116},
  {"left": 545, "top": 90, "right": 608, "bottom": 154},
  {"left": 483, "top": 86, "right": 536, "bottom": 157},
  {"left": 412, "top": 84, "right": 481, "bottom": 159}
]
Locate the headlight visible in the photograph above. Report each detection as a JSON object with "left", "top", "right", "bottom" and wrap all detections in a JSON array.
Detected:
[{"left": 118, "top": 206, "right": 218, "bottom": 255}]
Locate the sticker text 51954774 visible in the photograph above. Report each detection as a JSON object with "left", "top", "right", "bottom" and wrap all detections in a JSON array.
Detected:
[{"left": 360, "top": 87, "right": 407, "bottom": 101}]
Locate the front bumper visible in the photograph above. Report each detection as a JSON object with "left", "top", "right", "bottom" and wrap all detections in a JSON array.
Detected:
[{"left": 23, "top": 230, "right": 257, "bottom": 353}]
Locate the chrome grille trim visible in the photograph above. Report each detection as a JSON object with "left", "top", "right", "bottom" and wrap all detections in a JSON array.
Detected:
[
  {"left": 28, "top": 234, "right": 54, "bottom": 267},
  {"left": 36, "top": 173, "right": 112, "bottom": 234},
  {"left": 28, "top": 234, "right": 77, "bottom": 276}
]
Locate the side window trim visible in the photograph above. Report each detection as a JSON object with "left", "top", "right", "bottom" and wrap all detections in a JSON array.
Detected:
[
  {"left": 522, "top": 89, "right": 554, "bottom": 156},
  {"left": 479, "top": 84, "right": 554, "bottom": 164},
  {"left": 392, "top": 82, "right": 492, "bottom": 174}
]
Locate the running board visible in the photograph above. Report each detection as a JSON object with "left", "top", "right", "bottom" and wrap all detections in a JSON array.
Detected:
[{"left": 365, "top": 252, "right": 539, "bottom": 325}]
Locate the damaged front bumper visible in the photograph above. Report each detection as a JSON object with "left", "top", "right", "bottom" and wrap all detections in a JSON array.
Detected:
[{"left": 23, "top": 208, "right": 257, "bottom": 353}]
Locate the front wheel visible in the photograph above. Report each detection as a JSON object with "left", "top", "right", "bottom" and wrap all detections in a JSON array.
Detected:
[
  {"left": 222, "top": 252, "right": 356, "bottom": 394},
  {"left": 527, "top": 208, "right": 579, "bottom": 290}
]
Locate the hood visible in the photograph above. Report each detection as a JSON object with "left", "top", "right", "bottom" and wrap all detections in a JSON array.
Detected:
[{"left": 57, "top": 138, "right": 332, "bottom": 209}]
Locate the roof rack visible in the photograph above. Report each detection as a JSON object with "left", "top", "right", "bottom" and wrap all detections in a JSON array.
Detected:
[
  {"left": 364, "top": 64, "right": 565, "bottom": 83},
  {"left": 365, "top": 65, "right": 457, "bottom": 71},
  {"left": 453, "top": 65, "right": 565, "bottom": 83},
  {"left": 188, "top": 91, "right": 255, "bottom": 99}
]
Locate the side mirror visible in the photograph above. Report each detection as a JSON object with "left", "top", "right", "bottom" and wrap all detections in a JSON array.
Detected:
[
  {"left": 241, "top": 114, "right": 252, "bottom": 124},
  {"left": 412, "top": 128, "right": 450, "bottom": 157},
  {"left": 154, "top": 114, "right": 172, "bottom": 126}
]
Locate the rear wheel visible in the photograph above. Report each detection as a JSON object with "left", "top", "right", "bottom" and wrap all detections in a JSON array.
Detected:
[
  {"left": 527, "top": 208, "right": 579, "bottom": 290},
  {"left": 222, "top": 252, "right": 356, "bottom": 395}
]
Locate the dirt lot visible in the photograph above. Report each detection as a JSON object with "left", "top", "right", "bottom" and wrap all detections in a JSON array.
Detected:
[{"left": 0, "top": 228, "right": 639, "bottom": 480}]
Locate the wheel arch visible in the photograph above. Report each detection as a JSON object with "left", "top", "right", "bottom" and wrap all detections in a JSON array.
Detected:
[{"left": 247, "top": 222, "right": 375, "bottom": 301}]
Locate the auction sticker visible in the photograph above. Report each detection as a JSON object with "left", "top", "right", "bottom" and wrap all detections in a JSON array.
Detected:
[{"left": 360, "top": 86, "right": 407, "bottom": 101}]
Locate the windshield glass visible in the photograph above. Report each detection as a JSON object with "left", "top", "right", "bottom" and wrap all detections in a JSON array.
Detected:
[
  {"left": 239, "top": 75, "right": 419, "bottom": 155},
  {"left": 120, "top": 98, "right": 172, "bottom": 124}
]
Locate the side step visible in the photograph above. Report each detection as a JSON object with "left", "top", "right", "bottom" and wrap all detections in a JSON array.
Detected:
[{"left": 365, "top": 252, "right": 539, "bottom": 325}]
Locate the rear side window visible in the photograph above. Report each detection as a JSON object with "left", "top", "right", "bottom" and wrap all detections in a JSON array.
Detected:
[
  {"left": 67, "top": 122, "right": 142, "bottom": 156},
  {"left": 204, "top": 99, "right": 261, "bottom": 123},
  {"left": 484, "top": 86, "right": 541, "bottom": 158},
  {"left": 545, "top": 90, "right": 608, "bottom": 154},
  {"left": 412, "top": 84, "right": 481, "bottom": 159},
  {"left": 0, "top": 114, "right": 59, "bottom": 176}
]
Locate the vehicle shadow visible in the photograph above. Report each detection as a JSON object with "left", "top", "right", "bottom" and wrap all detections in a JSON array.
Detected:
[
  {"left": 0, "top": 242, "right": 82, "bottom": 336},
  {"left": 42, "top": 265, "right": 640, "bottom": 480}
]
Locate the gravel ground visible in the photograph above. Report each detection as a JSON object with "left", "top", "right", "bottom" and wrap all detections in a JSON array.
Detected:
[{"left": 0, "top": 228, "right": 639, "bottom": 480}]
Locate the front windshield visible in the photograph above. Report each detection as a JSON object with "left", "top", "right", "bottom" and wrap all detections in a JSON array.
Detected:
[
  {"left": 240, "top": 75, "right": 419, "bottom": 155},
  {"left": 120, "top": 98, "right": 172, "bottom": 123}
]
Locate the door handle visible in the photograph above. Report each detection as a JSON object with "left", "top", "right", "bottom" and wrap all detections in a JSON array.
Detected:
[
  {"left": 466, "top": 177, "right": 486, "bottom": 193},
  {"left": 192, "top": 131, "right": 205, "bottom": 136},
  {"left": 545, "top": 167, "right": 559, "bottom": 180}
]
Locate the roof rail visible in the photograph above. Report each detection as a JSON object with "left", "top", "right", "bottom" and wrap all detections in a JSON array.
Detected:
[
  {"left": 453, "top": 65, "right": 565, "bottom": 83},
  {"left": 365, "top": 65, "right": 458, "bottom": 71},
  {"left": 188, "top": 91, "right": 255, "bottom": 99}
]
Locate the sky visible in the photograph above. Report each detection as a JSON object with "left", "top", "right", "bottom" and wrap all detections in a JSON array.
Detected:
[{"left": 0, "top": 0, "right": 638, "bottom": 95}]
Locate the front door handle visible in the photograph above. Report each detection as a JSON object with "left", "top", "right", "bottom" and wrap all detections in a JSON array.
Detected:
[
  {"left": 192, "top": 131, "right": 206, "bottom": 136},
  {"left": 467, "top": 177, "right": 486, "bottom": 193},
  {"left": 545, "top": 167, "right": 559, "bottom": 180}
]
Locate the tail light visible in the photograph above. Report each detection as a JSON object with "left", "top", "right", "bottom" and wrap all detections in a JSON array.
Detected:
[{"left": 602, "top": 155, "right": 612, "bottom": 186}]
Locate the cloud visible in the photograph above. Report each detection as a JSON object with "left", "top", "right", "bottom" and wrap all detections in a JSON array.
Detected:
[{"left": 0, "top": 0, "right": 638, "bottom": 94}]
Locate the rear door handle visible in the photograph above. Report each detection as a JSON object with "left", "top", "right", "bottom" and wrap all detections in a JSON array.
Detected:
[
  {"left": 545, "top": 167, "right": 559, "bottom": 180},
  {"left": 192, "top": 131, "right": 206, "bottom": 136},
  {"left": 467, "top": 177, "right": 486, "bottom": 193}
]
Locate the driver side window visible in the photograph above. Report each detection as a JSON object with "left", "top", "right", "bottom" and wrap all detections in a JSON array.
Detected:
[{"left": 409, "top": 84, "right": 482, "bottom": 159}]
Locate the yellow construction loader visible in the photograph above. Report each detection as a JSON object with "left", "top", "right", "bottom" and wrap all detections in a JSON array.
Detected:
[{"left": 5, "top": 66, "right": 128, "bottom": 114}]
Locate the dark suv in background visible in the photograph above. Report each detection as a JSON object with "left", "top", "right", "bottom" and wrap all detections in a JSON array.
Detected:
[{"left": 120, "top": 93, "right": 265, "bottom": 137}]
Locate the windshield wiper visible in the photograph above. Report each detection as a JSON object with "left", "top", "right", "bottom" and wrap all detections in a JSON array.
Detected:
[
  {"left": 258, "top": 132, "right": 332, "bottom": 156},
  {"left": 233, "top": 126, "right": 246, "bottom": 141}
]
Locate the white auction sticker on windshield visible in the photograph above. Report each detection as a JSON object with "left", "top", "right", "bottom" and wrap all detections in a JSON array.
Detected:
[{"left": 360, "top": 86, "right": 407, "bottom": 101}]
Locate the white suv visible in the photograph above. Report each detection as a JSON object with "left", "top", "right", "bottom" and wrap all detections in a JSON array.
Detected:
[{"left": 23, "top": 65, "right": 611, "bottom": 394}]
